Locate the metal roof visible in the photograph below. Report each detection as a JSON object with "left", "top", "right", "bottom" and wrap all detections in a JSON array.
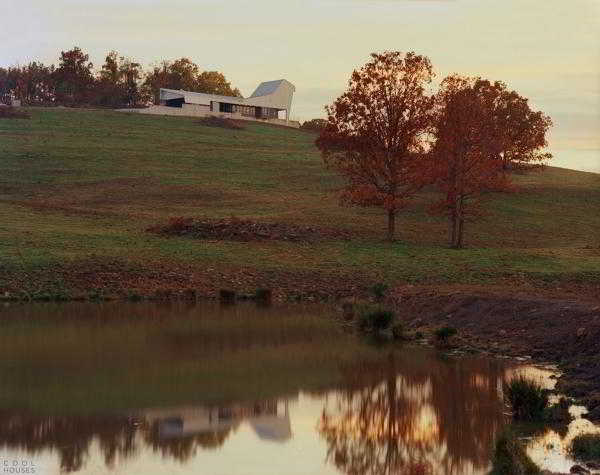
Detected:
[{"left": 249, "top": 80, "right": 287, "bottom": 98}]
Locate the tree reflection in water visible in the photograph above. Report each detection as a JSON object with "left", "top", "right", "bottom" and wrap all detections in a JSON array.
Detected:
[
  {"left": 318, "top": 352, "right": 508, "bottom": 475},
  {"left": 0, "top": 352, "right": 538, "bottom": 474}
]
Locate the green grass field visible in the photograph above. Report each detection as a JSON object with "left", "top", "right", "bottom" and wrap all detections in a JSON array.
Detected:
[{"left": 1, "top": 108, "right": 599, "bottom": 295}]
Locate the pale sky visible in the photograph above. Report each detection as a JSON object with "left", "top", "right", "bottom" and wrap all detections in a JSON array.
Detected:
[{"left": 2, "top": 0, "right": 599, "bottom": 168}]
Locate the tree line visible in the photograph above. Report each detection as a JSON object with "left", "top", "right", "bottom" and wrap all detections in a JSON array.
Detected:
[
  {"left": 316, "top": 51, "right": 553, "bottom": 248},
  {"left": 0, "top": 46, "right": 241, "bottom": 108}
]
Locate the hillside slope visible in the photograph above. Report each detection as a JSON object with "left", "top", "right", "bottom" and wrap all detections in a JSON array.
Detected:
[{"left": 1, "top": 108, "right": 599, "bottom": 299}]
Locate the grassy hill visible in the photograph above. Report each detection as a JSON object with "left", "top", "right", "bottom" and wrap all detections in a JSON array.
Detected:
[{"left": 1, "top": 108, "right": 599, "bottom": 299}]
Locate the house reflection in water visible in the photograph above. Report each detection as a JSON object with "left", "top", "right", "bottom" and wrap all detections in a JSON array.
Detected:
[{"left": 143, "top": 400, "right": 292, "bottom": 444}]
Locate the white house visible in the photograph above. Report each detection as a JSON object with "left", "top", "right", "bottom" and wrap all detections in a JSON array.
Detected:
[{"left": 122, "top": 79, "right": 299, "bottom": 128}]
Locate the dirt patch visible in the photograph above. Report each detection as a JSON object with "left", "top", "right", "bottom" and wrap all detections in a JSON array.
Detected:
[
  {"left": 0, "top": 106, "right": 30, "bottom": 119},
  {"left": 390, "top": 287, "right": 600, "bottom": 422},
  {"left": 147, "top": 216, "right": 351, "bottom": 242},
  {"left": 196, "top": 116, "right": 245, "bottom": 130}
]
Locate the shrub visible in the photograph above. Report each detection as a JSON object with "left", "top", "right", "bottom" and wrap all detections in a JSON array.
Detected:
[
  {"left": 357, "top": 305, "right": 395, "bottom": 332},
  {"left": 254, "top": 288, "right": 272, "bottom": 304},
  {"left": 570, "top": 434, "right": 600, "bottom": 461},
  {"left": 0, "top": 105, "right": 30, "bottom": 119},
  {"left": 434, "top": 326, "right": 457, "bottom": 342},
  {"left": 147, "top": 216, "right": 194, "bottom": 235},
  {"left": 300, "top": 118, "right": 327, "bottom": 132},
  {"left": 197, "top": 116, "right": 244, "bottom": 130},
  {"left": 219, "top": 289, "right": 236, "bottom": 303},
  {"left": 543, "top": 397, "right": 572, "bottom": 424},
  {"left": 391, "top": 323, "right": 404, "bottom": 340},
  {"left": 505, "top": 377, "right": 548, "bottom": 421},
  {"left": 371, "top": 282, "right": 389, "bottom": 300},
  {"left": 490, "top": 432, "right": 540, "bottom": 475}
]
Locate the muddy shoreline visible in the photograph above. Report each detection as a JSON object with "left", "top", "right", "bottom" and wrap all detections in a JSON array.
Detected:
[{"left": 386, "top": 288, "right": 600, "bottom": 423}]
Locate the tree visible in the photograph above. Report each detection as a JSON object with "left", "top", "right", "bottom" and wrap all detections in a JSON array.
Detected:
[
  {"left": 96, "top": 51, "right": 144, "bottom": 107},
  {"left": 53, "top": 47, "right": 94, "bottom": 104},
  {"left": 483, "top": 83, "right": 553, "bottom": 170},
  {"left": 430, "top": 76, "right": 517, "bottom": 249},
  {"left": 316, "top": 51, "right": 435, "bottom": 241},
  {"left": 119, "top": 57, "right": 143, "bottom": 106},
  {"left": 0, "top": 63, "right": 55, "bottom": 105},
  {"left": 196, "top": 71, "right": 241, "bottom": 97},
  {"left": 142, "top": 58, "right": 241, "bottom": 104}
]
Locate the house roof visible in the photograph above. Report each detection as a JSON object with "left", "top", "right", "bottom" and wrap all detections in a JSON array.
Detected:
[{"left": 250, "top": 80, "right": 287, "bottom": 98}]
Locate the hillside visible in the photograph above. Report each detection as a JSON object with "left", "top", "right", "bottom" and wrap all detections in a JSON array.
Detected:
[{"left": 1, "top": 108, "right": 599, "bottom": 300}]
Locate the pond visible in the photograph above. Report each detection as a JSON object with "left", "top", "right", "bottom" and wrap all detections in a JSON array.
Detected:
[{"left": 0, "top": 301, "right": 597, "bottom": 474}]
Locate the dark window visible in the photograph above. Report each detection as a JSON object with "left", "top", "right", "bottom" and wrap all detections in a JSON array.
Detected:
[
  {"left": 165, "top": 97, "right": 184, "bottom": 108},
  {"left": 219, "top": 102, "right": 234, "bottom": 113}
]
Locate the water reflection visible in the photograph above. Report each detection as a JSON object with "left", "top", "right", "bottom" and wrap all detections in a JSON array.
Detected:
[
  {"left": 0, "top": 302, "right": 597, "bottom": 474},
  {"left": 318, "top": 354, "right": 506, "bottom": 475}
]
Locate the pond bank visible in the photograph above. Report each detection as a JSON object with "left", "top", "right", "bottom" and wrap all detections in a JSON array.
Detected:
[{"left": 388, "top": 288, "right": 600, "bottom": 423}]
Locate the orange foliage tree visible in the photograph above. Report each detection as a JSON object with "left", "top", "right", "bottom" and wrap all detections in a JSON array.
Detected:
[
  {"left": 316, "top": 51, "right": 435, "bottom": 241},
  {"left": 430, "top": 75, "right": 552, "bottom": 248},
  {"left": 474, "top": 80, "right": 553, "bottom": 170}
]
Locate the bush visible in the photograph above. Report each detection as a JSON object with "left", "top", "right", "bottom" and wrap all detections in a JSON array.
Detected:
[
  {"left": 371, "top": 282, "right": 389, "bottom": 300},
  {"left": 197, "top": 116, "right": 244, "bottom": 130},
  {"left": 219, "top": 289, "right": 236, "bottom": 303},
  {"left": 300, "top": 118, "right": 327, "bottom": 132},
  {"left": 570, "top": 434, "right": 600, "bottom": 461},
  {"left": 254, "top": 288, "right": 272, "bottom": 304},
  {"left": 391, "top": 323, "right": 404, "bottom": 340},
  {"left": 543, "top": 397, "right": 572, "bottom": 424},
  {"left": 357, "top": 305, "right": 395, "bottom": 332},
  {"left": 490, "top": 432, "right": 540, "bottom": 475},
  {"left": 434, "top": 326, "right": 457, "bottom": 342},
  {"left": 147, "top": 216, "right": 194, "bottom": 235},
  {"left": 0, "top": 105, "right": 30, "bottom": 119},
  {"left": 505, "top": 377, "right": 548, "bottom": 421}
]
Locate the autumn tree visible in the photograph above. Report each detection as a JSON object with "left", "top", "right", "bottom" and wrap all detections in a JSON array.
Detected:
[
  {"left": 481, "top": 82, "right": 553, "bottom": 170},
  {"left": 53, "top": 47, "right": 94, "bottom": 104},
  {"left": 316, "top": 51, "right": 435, "bottom": 241},
  {"left": 142, "top": 58, "right": 240, "bottom": 104},
  {"left": 0, "top": 62, "right": 55, "bottom": 105},
  {"left": 431, "top": 76, "right": 534, "bottom": 249},
  {"left": 95, "top": 51, "right": 144, "bottom": 107}
]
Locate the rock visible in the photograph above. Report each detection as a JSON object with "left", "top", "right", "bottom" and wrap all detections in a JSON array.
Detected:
[
  {"left": 570, "top": 465, "right": 590, "bottom": 474},
  {"left": 585, "top": 462, "right": 600, "bottom": 470},
  {"left": 576, "top": 327, "right": 586, "bottom": 338}
]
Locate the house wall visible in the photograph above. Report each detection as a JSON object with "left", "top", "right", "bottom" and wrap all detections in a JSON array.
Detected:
[{"left": 117, "top": 104, "right": 300, "bottom": 128}]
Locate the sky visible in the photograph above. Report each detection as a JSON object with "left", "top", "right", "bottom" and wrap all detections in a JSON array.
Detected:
[{"left": 2, "top": 0, "right": 599, "bottom": 170}]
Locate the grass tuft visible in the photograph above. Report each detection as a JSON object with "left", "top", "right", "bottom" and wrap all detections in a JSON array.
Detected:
[
  {"left": 570, "top": 434, "right": 600, "bottom": 461},
  {"left": 505, "top": 377, "right": 548, "bottom": 421}
]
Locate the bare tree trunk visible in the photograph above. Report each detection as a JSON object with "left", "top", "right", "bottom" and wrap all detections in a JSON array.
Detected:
[
  {"left": 455, "top": 196, "right": 464, "bottom": 249},
  {"left": 387, "top": 209, "right": 396, "bottom": 241},
  {"left": 451, "top": 195, "right": 463, "bottom": 249}
]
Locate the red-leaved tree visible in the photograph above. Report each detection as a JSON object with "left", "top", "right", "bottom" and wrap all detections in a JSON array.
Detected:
[
  {"left": 316, "top": 51, "right": 435, "bottom": 241},
  {"left": 473, "top": 80, "right": 553, "bottom": 170},
  {"left": 431, "top": 76, "right": 519, "bottom": 248}
]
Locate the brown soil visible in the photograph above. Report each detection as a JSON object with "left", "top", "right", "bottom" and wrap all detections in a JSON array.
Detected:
[
  {"left": 0, "top": 105, "right": 30, "bottom": 119},
  {"left": 146, "top": 216, "right": 351, "bottom": 242},
  {"left": 390, "top": 287, "right": 600, "bottom": 422}
]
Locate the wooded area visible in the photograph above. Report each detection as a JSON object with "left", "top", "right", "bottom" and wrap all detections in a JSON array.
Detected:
[{"left": 0, "top": 46, "right": 241, "bottom": 108}]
